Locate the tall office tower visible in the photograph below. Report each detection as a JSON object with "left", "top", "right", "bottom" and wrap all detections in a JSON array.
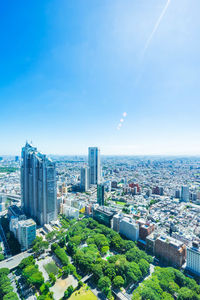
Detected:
[
  {"left": 97, "top": 184, "right": 104, "bottom": 206},
  {"left": 80, "top": 166, "right": 90, "bottom": 192},
  {"left": 175, "top": 189, "right": 181, "bottom": 199},
  {"left": 88, "top": 147, "right": 101, "bottom": 185},
  {"left": 181, "top": 185, "right": 189, "bottom": 202},
  {"left": 21, "top": 142, "right": 57, "bottom": 225}
]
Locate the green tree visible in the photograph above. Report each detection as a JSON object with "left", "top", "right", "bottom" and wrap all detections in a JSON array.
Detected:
[
  {"left": 49, "top": 273, "right": 56, "bottom": 285},
  {"left": 113, "top": 276, "right": 124, "bottom": 288},
  {"left": 111, "top": 235, "right": 124, "bottom": 253},
  {"left": 66, "top": 242, "right": 77, "bottom": 256},
  {"left": 46, "top": 231, "right": 56, "bottom": 242},
  {"left": 64, "top": 285, "right": 74, "bottom": 299},
  {"left": 40, "top": 283, "right": 50, "bottom": 295},
  {"left": 177, "top": 287, "right": 199, "bottom": 300},
  {"left": 51, "top": 244, "right": 69, "bottom": 266},
  {"left": 162, "top": 292, "right": 174, "bottom": 300},
  {"left": 0, "top": 275, "right": 13, "bottom": 297},
  {"left": 0, "top": 268, "right": 9, "bottom": 276},
  {"left": 62, "top": 266, "right": 70, "bottom": 277},
  {"left": 101, "top": 246, "right": 109, "bottom": 255},
  {"left": 98, "top": 276, "right": 111, "bottom": 294},
  {"left": 77, "top": 281, "right": 83, "bottom": 289},
  {"left": 22, "top": 264, "right": 44, "bottom": 288},
  {"left": 168, "top": 281, "right": 179, "bottom": 295},
  {"left": 18, "top": 256, "right": 35, "bottom": 269},
  {"left": 138, "top": 259, "right": 150, "bottom": 277},
  {"left": 69, "top": 235, "right": 82, "bottom": 246},
  {"left": 140, "top": 287, "right": 160, "bottom": 300},
  {"left": 33, "top": 239, "right": 49, "bottom": 255},
  {"left": 91, "top": 264, "right": 103, "bottom": 281},
  {"left": 3, "top": 292, "right": 18, "bottom": 300},
  {"left": 126, "top": 261, "right": 143, "bottom": 285},
  {"left": 104, "top": 265, "right": 116, "bottom": 280},
  {"left": 73, "top": 250, "right": 93, "bottom": 274},
  {"left": 94, "top": 234, "right": 109, "bottom": 250}
]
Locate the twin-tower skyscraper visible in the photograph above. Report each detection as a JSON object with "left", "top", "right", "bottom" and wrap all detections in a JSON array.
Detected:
[{"left": 21, "top": 142, "right": 57, "bottom": 226}]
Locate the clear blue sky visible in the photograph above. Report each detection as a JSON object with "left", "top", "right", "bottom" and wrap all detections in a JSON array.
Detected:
[{"left": 0, "top": 0, "right": 200, "bottom": 155}]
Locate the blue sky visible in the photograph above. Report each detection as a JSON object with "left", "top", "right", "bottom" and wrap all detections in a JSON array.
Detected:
[{"left": 0, "top": 0, "right": 200, "bottom": 155}]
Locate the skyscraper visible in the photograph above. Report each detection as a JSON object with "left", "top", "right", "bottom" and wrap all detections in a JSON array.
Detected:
[
  {"left": 21, "top": 142, "right": 57, "bottom": 225},
  {"left": 80, "top": 166, "right": 90, "bottom": 192},
  {"left": 88, "top": 147, "right": 100, "bottom": 185},
  {"left": 97, "top": 184, "right": 104, "bottom": 206},
  {"left": 181, "top": 185, "right": 189, "bottom": 202}
]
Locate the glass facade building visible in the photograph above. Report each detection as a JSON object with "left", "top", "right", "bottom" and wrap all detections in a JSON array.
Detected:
[
  {"left": 88, "top": 147, "right": 101, "bottom": 185},
  {"left": 21, "top": 142, "right": 57, "bottom": 225}
]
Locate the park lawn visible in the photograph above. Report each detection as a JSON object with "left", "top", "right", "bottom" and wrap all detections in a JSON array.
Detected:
[
  {"left": 69, "top": 287, "right": 97, "bottom": 300},
  {"left": 115, "top": 201, "right": 125, "bottom": 206},
  {"left": 44, "top": 261, "right": 58, "bottom": 275}
]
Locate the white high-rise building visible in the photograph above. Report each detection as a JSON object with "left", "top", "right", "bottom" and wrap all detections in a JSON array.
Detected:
[
  {"left": 119, "top": 217, "right": 139, "bottom": 241},
  {"left": 21, "top": 142, "right": 57, "bottom": 225},
  {"left": 181, "top": 186, "right": 189, "bottom": 202},
  {"left": 62, "top": 204, "right": 79, "bottom": 219},
  {"left": 80, "top": 166, "right": 90, "bottom": 191},
  {"left": 88, "top": 147, "right": 101, "bottom": 185},
  {"left": 187, "top": 242, "right": 200, "bottom": 276}
]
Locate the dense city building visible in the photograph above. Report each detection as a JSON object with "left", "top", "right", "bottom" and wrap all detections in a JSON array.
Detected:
[
  {"left": 155, "top": 235, "right": 186, "bottom": 267},
  {"left": 17, "top": 219, "right": 36, "bottom": 251},
  {"left": 80, "top": 166, "right": 90, "bottom": 192},
  {"left": 10, "top": 217, "right": 36, "bottom": 251},
  {"left": 139, "top": 223, "right": 155, "bottom": 241},
  {"left": 61, "top": 204, "right": 79, "bottom": 219},
  {"left": 93, "top": 206, "right": 115, "bottom": 227},
  {"left": 97, "top": 183, "right": 104, "bottom": 206}
]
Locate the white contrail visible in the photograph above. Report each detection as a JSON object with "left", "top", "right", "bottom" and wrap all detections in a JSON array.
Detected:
[{"left": 141, "top": 0, "right": 171, "bottom": 58}]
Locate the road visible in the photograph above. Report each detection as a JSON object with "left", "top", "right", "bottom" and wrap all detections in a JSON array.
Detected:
[
  {"left": 0, "top": 250, "right": 31, "bottom": 270},
  {"left": 82, "top": 274, "right": 93, "bottom": 283}
]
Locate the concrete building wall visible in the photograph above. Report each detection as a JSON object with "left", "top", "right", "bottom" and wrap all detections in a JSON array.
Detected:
[
  {"left": 187, "top": 244, "right": 200, "bottom": 275},
  {"left": 119, "top": 218, "right": 139, "bottom": 241},
  {"left": 155, "top": 236, "right": 186, "bottom": 267}
]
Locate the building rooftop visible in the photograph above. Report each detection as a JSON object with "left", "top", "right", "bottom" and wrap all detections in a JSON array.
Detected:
[
  {"left": 94, "top": 206, "right": 116, "bottom": 217},
  {"left": 8, "top": 205, "right": 23, "bottom": 217},
  {"left": 157, "top": 235, "right": 184, "bottom": 248},
  {"left": 18, "top": 218, "right": 36, "bottom": 227}
]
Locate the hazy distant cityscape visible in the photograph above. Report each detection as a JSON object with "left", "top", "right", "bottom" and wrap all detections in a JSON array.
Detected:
[{"left": 0, "top": 144, "right": 200, "bottom": 299}]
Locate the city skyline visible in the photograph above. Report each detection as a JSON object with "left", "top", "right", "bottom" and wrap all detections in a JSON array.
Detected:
[{"left": 1, "top": 0, "right": 200, "bottom": 156}]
